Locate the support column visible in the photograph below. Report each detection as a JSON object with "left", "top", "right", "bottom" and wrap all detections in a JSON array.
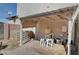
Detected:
[
  {"left": 15, "top": 18, "right": 23, "bottom": 46},
  {"left": 19, "top": 24, "right": 22, "bottom": 46},
  {"left": 67, "top": 5, "right": 79, "bottom": 55},
  {"left": 67, "top": 20, "right": 72, "bottom": 55}
]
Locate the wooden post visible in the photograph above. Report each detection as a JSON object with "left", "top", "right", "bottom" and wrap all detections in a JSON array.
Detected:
[
  {"left": 19, "top": 24, "right": 22, "bottom": 46},
  {"left": 15, "top": 18, "right": 23, "bottom": 46},
  {"left": 67, "top": 5, "right": 79, "bottom": 55},
  {"left": 67, "top": 20, "right": 72, "bottom": 55}
]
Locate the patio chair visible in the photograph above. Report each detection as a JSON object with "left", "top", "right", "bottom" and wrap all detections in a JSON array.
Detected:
[
  {"left": 46, "top": 38, "right": 54, "bottom": 47},
  {"left": 40, "top": 38, "right": 45, "bottom": 46}
]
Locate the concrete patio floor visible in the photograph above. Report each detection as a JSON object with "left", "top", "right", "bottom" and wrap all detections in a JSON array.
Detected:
[{"left": 1, "top": 40, "right": 66, "bottom": 55}]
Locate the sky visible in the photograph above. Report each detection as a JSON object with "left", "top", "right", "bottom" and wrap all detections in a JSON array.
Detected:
[{"left": 0, "top": 3, "right": 17, "bottom": 22}]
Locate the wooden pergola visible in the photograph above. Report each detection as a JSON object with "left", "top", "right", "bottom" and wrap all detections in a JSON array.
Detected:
[
  {"left": 19, "top": 5, "right": 79, "bottom": 55},
  {"left": 21, "top": 6, "right": 77, "bottom": 28}
]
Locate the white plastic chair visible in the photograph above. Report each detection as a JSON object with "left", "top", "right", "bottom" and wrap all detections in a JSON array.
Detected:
[
  {"left": 46, "top": 38, "right": 54, "bottom": 47},
  {"left": 40, "top": 38, "right": 45, "bottom": 46}
]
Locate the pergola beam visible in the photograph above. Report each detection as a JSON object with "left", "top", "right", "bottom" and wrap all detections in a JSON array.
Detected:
[{"left": 20, "top": 6, "right": 76, "bottom": 20}]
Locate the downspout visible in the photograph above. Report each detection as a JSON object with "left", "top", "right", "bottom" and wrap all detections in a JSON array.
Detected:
[{"left": 67, "top": 5, "right": 79, "bottom": 55}]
